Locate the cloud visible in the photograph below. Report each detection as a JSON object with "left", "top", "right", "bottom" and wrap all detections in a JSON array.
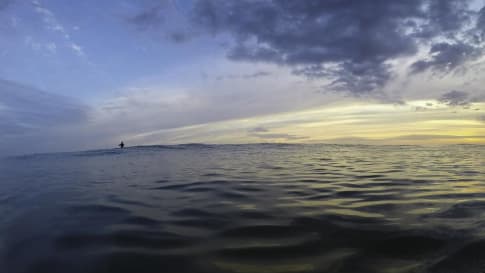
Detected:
[
  {"left": 184, "top": 0, "right": 480, "bottom": 94},
  {"left": 250, "top": 133, "right": 307, "bottom": 141},
  {"left": 438, "top": 90, "right": 471, "bottom": 107},
  {"left": 247, "top": 126, "right": 307, "bottom": 141},
  {"left": 248, "top": 126, "right": 269, "bottom": 133},
  {"left": 327, "top": 134, "right": 485, "bottom": 145},
  {"left": 215, "top": 71, "right": 272, "bottom": 80},
  {"left": 410, "top": 42, "right": 482, "bottom": 73},
  {"left": 0, "top": 79, "right": 88, "bottom": 155},
  {"left": 436, "top": 89, "right": 485, "bottom": 109},
  {"left": 126, "top": 3, "right": 166, "bottom": 31},
  {"left": 123, "top": 0, "right": 485, "bottom": 94},
  {"left": 477, "top": 7, "right": 485, "bottom": 40},
  {"left": 31, "top": 0, "right": 86, "bottom": 57},
  {"left": 126, "top": 1, "right": 194, "bottom": 43},
  {"left": 168, "top": 31, "right": 191, "bottom": 43},
  {"left": 415, "top": 106, "right": 429, "bottom": 112}
]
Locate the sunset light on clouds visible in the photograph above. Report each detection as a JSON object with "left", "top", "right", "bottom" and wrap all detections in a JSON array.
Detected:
[{"left": 1, "top": 0, "right": 485, "bottom": 154}]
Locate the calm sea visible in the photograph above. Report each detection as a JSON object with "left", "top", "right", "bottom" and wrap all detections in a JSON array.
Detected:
[{"left": 1, "top": 144, "right": 484, "bottom": 273}]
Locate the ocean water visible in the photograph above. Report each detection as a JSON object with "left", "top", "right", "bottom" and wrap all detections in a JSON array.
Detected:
[{"left": 1, "top": 144, "right": 485, "bottom": 273}]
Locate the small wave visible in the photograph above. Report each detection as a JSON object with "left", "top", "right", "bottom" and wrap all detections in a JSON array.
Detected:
[{"left": 2, "top": 144, "right": 485, "bottom": 273}]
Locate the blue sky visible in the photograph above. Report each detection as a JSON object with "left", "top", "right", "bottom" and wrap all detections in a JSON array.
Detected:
[
  {"left": 1, "top": 0, "right": 485, "bottom": 155},
  {"left": 1, "top": 0, "right": 215, "bottom": 99}
]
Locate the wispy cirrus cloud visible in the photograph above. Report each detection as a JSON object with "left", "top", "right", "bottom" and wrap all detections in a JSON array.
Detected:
[{"left": 31, "top": 0, "right": 86, "bottom": 57}]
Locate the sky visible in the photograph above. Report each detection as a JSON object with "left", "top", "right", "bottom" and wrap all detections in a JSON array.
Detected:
[{"left": 1, "top": 0, "right": 485, "bottom": 155}]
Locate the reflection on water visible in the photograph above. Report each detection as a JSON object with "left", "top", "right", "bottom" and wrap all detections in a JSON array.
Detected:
[{"left": 0, "top": 144, "right": 484, "bottom": 273}]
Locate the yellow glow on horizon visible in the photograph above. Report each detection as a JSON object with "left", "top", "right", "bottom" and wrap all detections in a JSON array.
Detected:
[{"left": 126, "top": 101, "right": 485, "bottom": 145}]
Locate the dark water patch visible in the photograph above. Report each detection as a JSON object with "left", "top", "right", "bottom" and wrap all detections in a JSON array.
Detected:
[
  {"left": 201, "top": 173, "right": 223, "bottom": 177},
  {"left": 335, "top": 190, "right": 368, "bottom": 198},
  {"left": 233, "top": 186, "right": 264, "bottom": 192},
  {"left": 152, "top": 184, "right": 186, "bottom": 190},
  {"left": 0, "top": 195, "right": 14, "bottom": 204},
  {"left": 152, "top": 180, "right": 227, "bottom": 190},
  {"left": 106, "top": 195, "right": 154, "bottom": 208},
  {"left": 371, "top": 178, "right": 430, "bottom": 185},
  {"left": 67, "top": 205, "right": 130, "bottom": 215},
  {"left": 358, "top": 203, "right": 399, "bottom": 212},
  {"left": 353, "top": 174, "right": 384, "bottom": 179},
  {"left": 56, "top": 230, "right": 194, "bottom": 250},
  {"left": 304, "top": 193, "right": 334, "bottom": 200},
  {"left": 153, "top": 179, "right": 170, "bottom": 184},
  {"left": 216, "top": 238, "right": 327, "bottom": 261},
  {"left": 349, "top": 193, "right": 401, "bottom": 202},
  {"left": 217, "top": 191, "right": 247, "bottom": 199},
  {"left": 171, "top": 208, "right": 220, "bottom": 218},
  {"left": 413, "top": 193, "right": 485, "bottom": 200},
  {"left": 335, "top": 183, "right": 374, "bottom": 189},
  {"left": 23, "top": 257, "right": 90, "bottom": 273},
  {"left": 122, "top": 216, "right": 161, "bottom": 226},
  {"left": 318, "top": 214, "right": 391, "bottom": 226},
  {"left": 429, "top": 201, "right": 485, "bottom": 219},
  {"left": 311, "top": 188, "right": 337, "bottom": 194},
  {"left": 184, "top": 187, "right": 215, "bottom": 193},
  {"left": 89, "top": 180, "right": 111, "bottom": 185},
  {"left": 459, "top": 170, "right": 481, "bottom": 176},
  {"left": 259, "top": 164, "right": 284, "bottom": 170},
  {"left": 220, "top": 225, "right": 309, "bottom": 239},
  {"left": 236, "top": 211, "right": 274, "bottom": 219},
  {"left": 299, "top": 179, "right": 321, "bottom": 183},
  {"left": 171, "top": 218, "right": 230, "bottom": 229},
  {"left": 369, "top": 235, "right": 446, "bottom": 258},
  {"left": 428, "top": 240, "right": 485, "bottom": 273},
  {"left": 93, "top": 252, "right": 197, "bottom": 273},
  {"left": 286, "top": 190, "right": 310, "bottom": 197}
]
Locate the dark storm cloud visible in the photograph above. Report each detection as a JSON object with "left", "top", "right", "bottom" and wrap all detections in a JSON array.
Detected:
[
  {"left": 415, "top": 0, "right": 472, "bottom": 38},
  {"left": 126, "top": 1, "right": 171, "bottom": 30},
  {"left": 438, "top": 90, "right": 471, "bottom": 107},
  {"left": 410, "top": 42, "right": 482, "bottom": 73},
  {"left": 124, "top": 0, "right": 485, "bottom": 93},
  {"left": 437, "top": 89, "right": 485, "bottom": 108},
  {"left": 186, "top": 0, "right": 479, "bottom": 93},
  {"left": 477, "top": 7, "right": 485, "bottom": 30},
  {"left": 0, "top": 79, "right": 88, "bottom": 137}
]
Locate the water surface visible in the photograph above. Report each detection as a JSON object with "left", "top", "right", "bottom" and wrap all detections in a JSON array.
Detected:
[{"left": 1, "top": 144, "right": 484, "bottom": 273}]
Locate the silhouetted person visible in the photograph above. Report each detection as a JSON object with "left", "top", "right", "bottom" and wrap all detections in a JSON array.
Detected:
[{"left": 119, "top": 141, "right": 124, "bottom": 149}]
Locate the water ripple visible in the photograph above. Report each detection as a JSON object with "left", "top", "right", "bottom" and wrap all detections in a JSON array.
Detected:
[{"left": 0, "top": 144, "right": 484, "bottom": 273}]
